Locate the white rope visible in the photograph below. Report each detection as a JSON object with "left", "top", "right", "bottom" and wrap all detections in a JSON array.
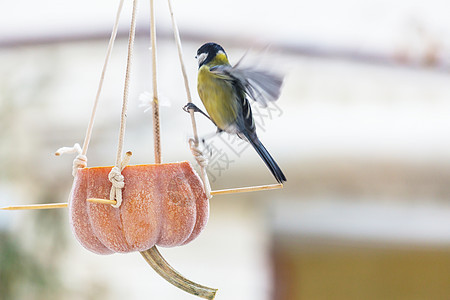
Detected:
[
  {"left": 108, "top": 151, "right": 132, "bottom": 208},
  {"left": 55, "top": 143, "right": 87, "bottom": 177},
  {"left": 109, "top": 0, "right": 138, "bottom": 208},
  {"left": 115, "top": 0, "right": 137, "bottom": 167},
  {"left": 108, "top": 167, "right": 125, "bottom": 208},
  {"left": 81, "top": 0, "right": 125, "bottom": 157},
  {"left": 55, "top": 143, "right": 82, "bottom": 156},
  {"left": 55, "top": 0, "right": 124, "bottom": 176},
  {"left": 167, "top": 0, "right": 212, "bottom": 198},
  {"left": 188, "top": 139, "right": 208, "bottom": 168},
  {"left": 150, "top": 0, "right": 162, "bottom": 164},
  {"left": 188, "top": 139, "right": 211, "bottom": 199}
]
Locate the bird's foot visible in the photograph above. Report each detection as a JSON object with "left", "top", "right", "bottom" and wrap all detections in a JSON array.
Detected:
[
  {"left": 182, "top": 103, "right": 213, "bottom": 122},
  {"left": 183, "top": 103, "right": 201, "bottom": 113}
]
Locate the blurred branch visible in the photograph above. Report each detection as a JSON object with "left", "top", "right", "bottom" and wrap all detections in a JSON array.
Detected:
[{"left": 1, "top": 26, "right": 449, "bottom": 73}]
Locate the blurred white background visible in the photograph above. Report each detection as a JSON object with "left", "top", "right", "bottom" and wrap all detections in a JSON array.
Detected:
[{"left": 1, "top": 1, "right": 450, "bottom": 299}]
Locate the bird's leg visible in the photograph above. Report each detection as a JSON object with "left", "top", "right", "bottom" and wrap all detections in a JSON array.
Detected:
[
  {"left": 200, "top": 130, "right": 222, "bottom": 143},
  {"left": 183, "top": 103, "right": 222, "bottom": 156},
  {"left": 200, "top": 130, "right": 223, "bottom": 157},
  {"left": 200, "top": 137, "right": 212, "bottom": 157},
  {"left": 183, "top": 103, "right": 213, "bottom": 122}
]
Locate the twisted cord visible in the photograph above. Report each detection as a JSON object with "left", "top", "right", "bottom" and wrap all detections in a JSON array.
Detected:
[
  {"left": 188, "top": 139, "right": 211, "bottom": 199},
  {"left": 150, "top": 0, "right": 161, "bottom": 164},
  {"left": 81, "top": 0, "right": 125, "bottom": 157},
  {"left": 108, "top": 166, "right": 125, "bottom": 208},
  {"left": 109, "top": 0, "right": 138, "bottom": 208},
  {"left": 115, "top": 0, "right": 137, "bottom": 167},
  {"left": 188, "top": 139, "right": 208, "bottom": 167},
  {"left": 108, "top": 151, "right": 132, "bottom": 208},
  {"left": 55, "top": 0, "right": 124, "bottom": 175},
  {"left": 167, "top": 0, "right": 212, "bottom": 196}
]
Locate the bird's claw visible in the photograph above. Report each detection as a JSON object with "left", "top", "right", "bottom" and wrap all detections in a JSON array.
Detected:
[
  {"left": 183, "top": 102, "right": 215, "bottom": 125},
  {"left": 183, "top": 103, "right": 198, "bottom": 113}
]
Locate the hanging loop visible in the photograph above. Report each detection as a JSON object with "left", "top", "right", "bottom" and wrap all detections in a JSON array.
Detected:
[{"left": 55, "top": 143, "right": 88, "bottom": 177}]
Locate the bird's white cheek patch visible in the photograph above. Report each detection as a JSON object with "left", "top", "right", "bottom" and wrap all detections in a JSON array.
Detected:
[{"left": 197, "top": 53, "right": 207, "bottom": 65}]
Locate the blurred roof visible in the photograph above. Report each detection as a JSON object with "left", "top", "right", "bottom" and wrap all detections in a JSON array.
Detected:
[{"left": 2, "top": 0, "right": 450, "bottom": 67}]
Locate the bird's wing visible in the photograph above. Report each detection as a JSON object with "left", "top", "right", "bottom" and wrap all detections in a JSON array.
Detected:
[
  {"left": 208, "top": 65, "right": 234, "bottom": 81},
  {"left": 210, "top": 65, "right": 283, "bottom": 108}
]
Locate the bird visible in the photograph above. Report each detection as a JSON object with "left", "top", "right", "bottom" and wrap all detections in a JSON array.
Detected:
[{"left": 184, "top": 42, "right": 286, "bottom": 183}]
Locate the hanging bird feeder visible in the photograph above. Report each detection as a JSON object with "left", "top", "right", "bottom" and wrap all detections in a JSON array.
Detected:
[
  {"left": 1, "top": 0, "right": 284, "bottom": 298},
  {"left": 70, "top": 162, "right": 209, "bottom": 254}
]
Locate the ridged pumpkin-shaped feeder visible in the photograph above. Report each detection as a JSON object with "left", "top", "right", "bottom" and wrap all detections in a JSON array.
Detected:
[{"left": 70, "top": 162, "right": 209, "bottom": 255}]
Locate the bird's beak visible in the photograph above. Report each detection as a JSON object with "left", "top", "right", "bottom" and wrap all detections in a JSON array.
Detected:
[{"left": 195, "top": 55, "right": 198, "bottom": 59}]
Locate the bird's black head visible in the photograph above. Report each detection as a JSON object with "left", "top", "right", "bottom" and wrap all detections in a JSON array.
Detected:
[{"left": 196, "top": 42, "right": 227, "bottom": 68}]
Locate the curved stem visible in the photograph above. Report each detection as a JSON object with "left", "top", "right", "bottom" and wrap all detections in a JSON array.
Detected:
[{"left": 140, "top": 246, "right": 217, "bottom": 299}]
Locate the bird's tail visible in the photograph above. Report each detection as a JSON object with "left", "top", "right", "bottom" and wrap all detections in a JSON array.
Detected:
[{"left": 244, "top": 132, "right": 286, "bottom": 183}]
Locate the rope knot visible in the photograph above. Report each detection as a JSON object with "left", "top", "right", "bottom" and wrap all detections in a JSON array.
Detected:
[
  {"left": 188, "top": 138, "right": 211, "bottom": 199},
  {"left": 108, "top": 166, "right": 125, "bottom": 208},
  {"left": 108, "top": 166, "right": 125, "bottom": 188},
  {"left": 188, "top": 138, "right": 208, "bottom": 168},
  {"left": 73, "top": 154, "right": 88, "bottom": 176},
  {"left": 55, "top": 143, "right": 87, "bottom": 177}
]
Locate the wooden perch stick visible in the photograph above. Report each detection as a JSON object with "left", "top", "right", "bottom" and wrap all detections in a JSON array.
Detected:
[
  {"left": 86, "top": 183, "right": 283, "bottom": 205},
  {"left": 211, "top": 183, "right": 283, "bottom": 195},
  {"left": 0, "top": 183, "right": 283, "bottom": 210},
  {"left": 0, "top": 203, "right": 69, "bottom": 210}
]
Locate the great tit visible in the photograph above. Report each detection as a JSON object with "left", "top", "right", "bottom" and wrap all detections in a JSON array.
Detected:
[{"left": 185, "top": 42, "right": 286, "bottom": 183}]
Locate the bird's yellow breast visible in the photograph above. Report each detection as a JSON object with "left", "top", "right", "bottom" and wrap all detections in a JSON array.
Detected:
[{"left": 197, "top": 65, "right": 238, "bottom": 130}]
